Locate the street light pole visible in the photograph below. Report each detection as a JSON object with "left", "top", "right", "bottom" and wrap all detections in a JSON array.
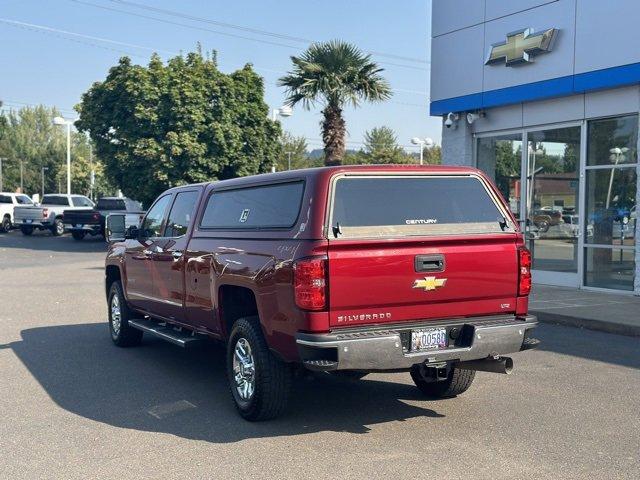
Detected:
[
  {"left": 65, "top": 123, "right": 71, "bottom": 195},
  {"left": 411, "top": 137, "right": 434, "bottom": 165},
  {"left": 286, "top": 151, "right": 293, "bottom": 170},
  {"left": 53, "top": 116, "right": 75, "bottom": 195},
  {"left": 19, "top": 159, "right": 23, "bottom": 192},
  {"left": 41, "top": 167, "right": 48, "bottom": 197},
  {"left": 0, "top": 157, "right": 5, "bottom": 192}
]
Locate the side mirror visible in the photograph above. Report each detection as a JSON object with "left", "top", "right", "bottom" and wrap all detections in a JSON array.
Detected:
[
  {"left": 125, "top": 225, "right": 139, "bottom": 240},
  {"left": 105, "top": 213, "right": 126, "bottom": 242}
]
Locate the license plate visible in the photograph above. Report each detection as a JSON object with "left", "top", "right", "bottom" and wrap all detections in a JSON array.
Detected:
[
  {"left": 25, "top": 219, "right": 32, "bottom": 224},
  {"left": 411, "top": 327, "right": 447, "bottom": 351}
]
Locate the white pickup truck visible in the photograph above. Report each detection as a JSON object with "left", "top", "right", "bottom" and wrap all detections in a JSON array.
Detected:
[
  {"left": 0, "top": 192, "right": 35, "bottom": 232},
  {"left": 14, "top": 194, "right": 95, "bottom": 236}
]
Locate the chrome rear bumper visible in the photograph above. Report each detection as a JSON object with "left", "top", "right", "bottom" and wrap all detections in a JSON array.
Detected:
[{"left": 296, "top": 315, "right": 538, "bottom": 372}]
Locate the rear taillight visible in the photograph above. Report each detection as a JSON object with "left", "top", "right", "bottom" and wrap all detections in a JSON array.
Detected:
[
  {"left": 518, "top": 247, "right": 532, "bottom": 296},
  {"left": 42, "top": 208, "right": 49, "bottom": 218},
  {"left": 294, "top": 257, "right": 327, "bottom": 311}
]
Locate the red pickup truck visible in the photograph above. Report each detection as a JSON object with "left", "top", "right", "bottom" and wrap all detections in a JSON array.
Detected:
[{"left": 104, "top": 165, "right": 538, "bottom": 421}]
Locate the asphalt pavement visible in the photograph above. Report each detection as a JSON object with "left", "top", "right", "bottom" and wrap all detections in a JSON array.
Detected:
[{"left": 1, "top": 230, "right": 639, "bottom": 480}]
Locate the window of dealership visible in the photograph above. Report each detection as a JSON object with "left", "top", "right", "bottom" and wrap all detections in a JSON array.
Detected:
[{"left": 476, "top": 115, "right": 638, "bottom": 292}]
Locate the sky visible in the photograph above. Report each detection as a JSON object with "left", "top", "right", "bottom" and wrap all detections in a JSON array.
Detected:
[{"left": 0, "top": 0, "right": 442, "bottom": 152}]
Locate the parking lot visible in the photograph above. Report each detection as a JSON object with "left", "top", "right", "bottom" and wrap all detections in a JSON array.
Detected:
[{"left": 1, "top": 230, "right": 639, "bottom": 480}]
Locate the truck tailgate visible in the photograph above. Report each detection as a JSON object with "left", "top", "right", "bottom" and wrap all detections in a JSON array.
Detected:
[
  {"left": 14, "top": 206, "right": 44, "bottom": 221},
  {"left": 328, "top": 235, "right": 519, "bottom": 327}
]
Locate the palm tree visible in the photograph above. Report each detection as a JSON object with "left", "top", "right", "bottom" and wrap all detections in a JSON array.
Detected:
[{"left": 278, "top": 40, "right": 392, "bottom": 166}]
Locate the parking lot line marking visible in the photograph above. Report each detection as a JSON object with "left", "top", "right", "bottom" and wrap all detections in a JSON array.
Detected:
[{"left": 147, "top": 400, "right": 197, "bottom": 419}]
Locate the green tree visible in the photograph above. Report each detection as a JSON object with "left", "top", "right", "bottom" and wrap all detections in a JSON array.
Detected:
[
  {"left": 422, "top": 144, "right": 442, "bottom": 164},
  {"left": 0, "top": 105, "right": 110, "bottom": 197},
  {"left": 361, "top": 126, "right": 410, "bottom": 164},
  {"left": 76, "top": 51, "right": 282, "bottom": 206},
  {"left": 279, "top": 40, "right": 392, "bottom": 166},
  {"left": 277, "top": 132, "right": 321, "bottom": 171}
]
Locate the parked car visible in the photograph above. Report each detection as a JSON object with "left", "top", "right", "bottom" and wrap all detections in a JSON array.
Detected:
[
  {"left": 104, "top": 166, "right": 538, "bottom": 421},
  {"left": 14, "top": 194, "right": 94, "bottom": 236},
  {"left": 531, "top": 208, "right": 563, "bottom": 232},
  {"left": 0, "top": 192, "right": 34, "bottom": 232},
  {"left": 63, "top": 196, "right": 144, "bottom": 241}
]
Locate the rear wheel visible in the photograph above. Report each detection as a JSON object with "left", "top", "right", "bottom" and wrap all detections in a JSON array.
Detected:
[
  {"left": 0, "top": 215, "right": 11, "bottom": 233},
  {"left": 20, "top": 225, "right": 33, "bottom": 236},
  {"left": 227, "top": 317, "right": 292, "bottom": 421},
  {"left": 108, "top": 280, "right": 143, "bottom": 347},
  {"left": 51, "top": 218, "right": 64, "bottom": 236},
  {"left": 72, "top": 231, "right": 86, "bottom": 241},
  {"left": 410, "top": 364, "right": 475, "bottom": 399}
]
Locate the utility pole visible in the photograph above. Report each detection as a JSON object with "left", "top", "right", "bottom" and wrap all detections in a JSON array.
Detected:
[
  {"left": 0, "top": 157, "right": 5, "bottom": 192},
  {"left": 286, "top": 151, "right": 293, "bottom": 170},
  {"left": 41, "top": 167, "right": 48, "bottom": 197},
  {"left": 19, "top": 159, "right": 23, "bottom": 193}
]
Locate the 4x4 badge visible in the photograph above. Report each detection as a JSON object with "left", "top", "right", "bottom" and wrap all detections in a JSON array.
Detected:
[{"left": 413, "top": 276, "right": 447, "bottom": 291}]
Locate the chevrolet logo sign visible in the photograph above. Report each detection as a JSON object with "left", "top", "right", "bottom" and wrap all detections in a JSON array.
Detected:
[
  {"left": 413, "top": 276, "right": 447, "bottom": 292},
  {"left": 486, "top": 28, "right": 558, "bottom": 66}
]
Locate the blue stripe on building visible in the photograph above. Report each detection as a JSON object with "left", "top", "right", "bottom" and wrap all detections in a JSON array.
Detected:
[{"left": 430, "top": 62, "right": 640, "bottom": 116}]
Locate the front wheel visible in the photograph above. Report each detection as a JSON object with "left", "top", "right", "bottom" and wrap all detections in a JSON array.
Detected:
[
  {"left": 108, "top": 280, "right": 143, "bottom": 347},
  {"left": 20, "top": 225, "right": 33, "bottom": 236},
  {"left": 51, "top": 218, "right": 65, "bottom": 236},
  {"left": 410, "top": 364, "right": 475, "bottom": 399},
  {"left": 227, "top": 317, "right": 292, "bottom": 421},
  {"left": 0, "top": 216, "right": 11, "bottom": 233},
  {"left": 72, "top": 231, "right": 86, "bottom": 241}
]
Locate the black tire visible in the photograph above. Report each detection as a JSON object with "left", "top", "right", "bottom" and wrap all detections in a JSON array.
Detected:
[
  {"left": 51, "top": 218, "right": 65, "bottom": 236},
  {"left": 537, "top": 220, "right": 550, "bottom": 233},
  {"left": 20, "top": 225, "right": 34, "bottom": 236},
  {"left": 72, "top": 231, "right": 86, "bottom": 241},
  {"left": 227, "top": 317, "right": 292, "bottom": 421},
  {"left": 0, "top": 215, "right": 11, "bottom": 233},
  {"left": 410, "top": 364, "right": 475, "bottom": 399},
  {"left": 107, "top": 280, "right": 143, "bottom": 347}
]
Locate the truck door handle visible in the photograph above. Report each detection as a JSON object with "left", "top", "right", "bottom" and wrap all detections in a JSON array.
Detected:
[{"left": 415, "top": 254, "right": 445, "bottom": 273}]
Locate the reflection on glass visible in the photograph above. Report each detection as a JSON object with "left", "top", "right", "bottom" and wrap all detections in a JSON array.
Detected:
[
  {"left": 587, "top": 116, "right": 638, "bottom": 166},
  {"left": 477, "top": 134, "right": 522, "bottom": 219},
  {"left": 526, "top": 127, "right": 581, "bottom": 273},
  {"left": 585, "top": 168, "right": 636, "bottom": 247},
  {"left": 584, "top": 247, "right": 635, "bottom": 290}
]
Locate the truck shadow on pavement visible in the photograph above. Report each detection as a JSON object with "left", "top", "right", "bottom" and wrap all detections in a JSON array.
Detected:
[
  {"left": 535, "top": 323, "right": 640, "bottom": 370},
  {"left": 7, "top": 323, "right": 444, "bottom": 442}
]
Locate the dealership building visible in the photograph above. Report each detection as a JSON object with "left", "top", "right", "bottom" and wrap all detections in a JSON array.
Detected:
[{"left": 431, "top": 0, "right": 640, "bottom": 294}]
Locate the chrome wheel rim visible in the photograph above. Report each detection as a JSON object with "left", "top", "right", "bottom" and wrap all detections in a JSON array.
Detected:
[
  {"left": 56, "top": 222, "right": 64, "bottom": 235},
  {"left": 110, "top": 294, "right": 121, "bottom": 336},
  {"left": 232, "top": 338, "right": 255, "bottom": 401}
]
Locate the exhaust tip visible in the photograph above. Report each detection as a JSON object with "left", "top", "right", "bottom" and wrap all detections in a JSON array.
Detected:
[{"left": 503, "top": 356, "right": 513, "bottom": 374}]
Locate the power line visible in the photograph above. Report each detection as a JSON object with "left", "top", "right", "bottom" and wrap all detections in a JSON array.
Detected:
[
  {"left": 67, "top": 0, "right": 428, "bottom": 71},
  {"left": 0, "top": 18, "right": 176, "bottom": 56},
  {"left": 2, "top": 100, "right": 77, "bottom": 115},
  {"left": 1, "top": 17, "right": 428, "bottom": 98},
  {"left": 105, "top": 0, "right": 429, "bottom": 65}
]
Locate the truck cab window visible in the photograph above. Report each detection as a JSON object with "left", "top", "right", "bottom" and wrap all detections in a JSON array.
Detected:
[
  {"left": 72, "top": 196, "right": 94, "bottom": 207},
  {"left": 164, "top": 191, "right": 199, "bottom": 238},
  {"left": 140, "top": 195, "right": 172, "bottom": 238}
]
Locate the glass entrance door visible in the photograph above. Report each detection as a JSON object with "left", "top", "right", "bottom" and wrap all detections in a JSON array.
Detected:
[{"left": 525, "top": 126, "right": 581, "bottom": 286}]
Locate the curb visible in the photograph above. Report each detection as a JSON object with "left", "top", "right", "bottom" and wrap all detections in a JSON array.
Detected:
[{"left": 533, "top": 310, "right": 640, "bottom": 338}]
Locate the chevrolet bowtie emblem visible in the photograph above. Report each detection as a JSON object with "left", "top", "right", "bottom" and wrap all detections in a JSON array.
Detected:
[
  {"left": 486, "top": 28, "right": 558, "bottom": 66},
  {"left": 413, "top": 276, "right": 447, "bottom": 292}
]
